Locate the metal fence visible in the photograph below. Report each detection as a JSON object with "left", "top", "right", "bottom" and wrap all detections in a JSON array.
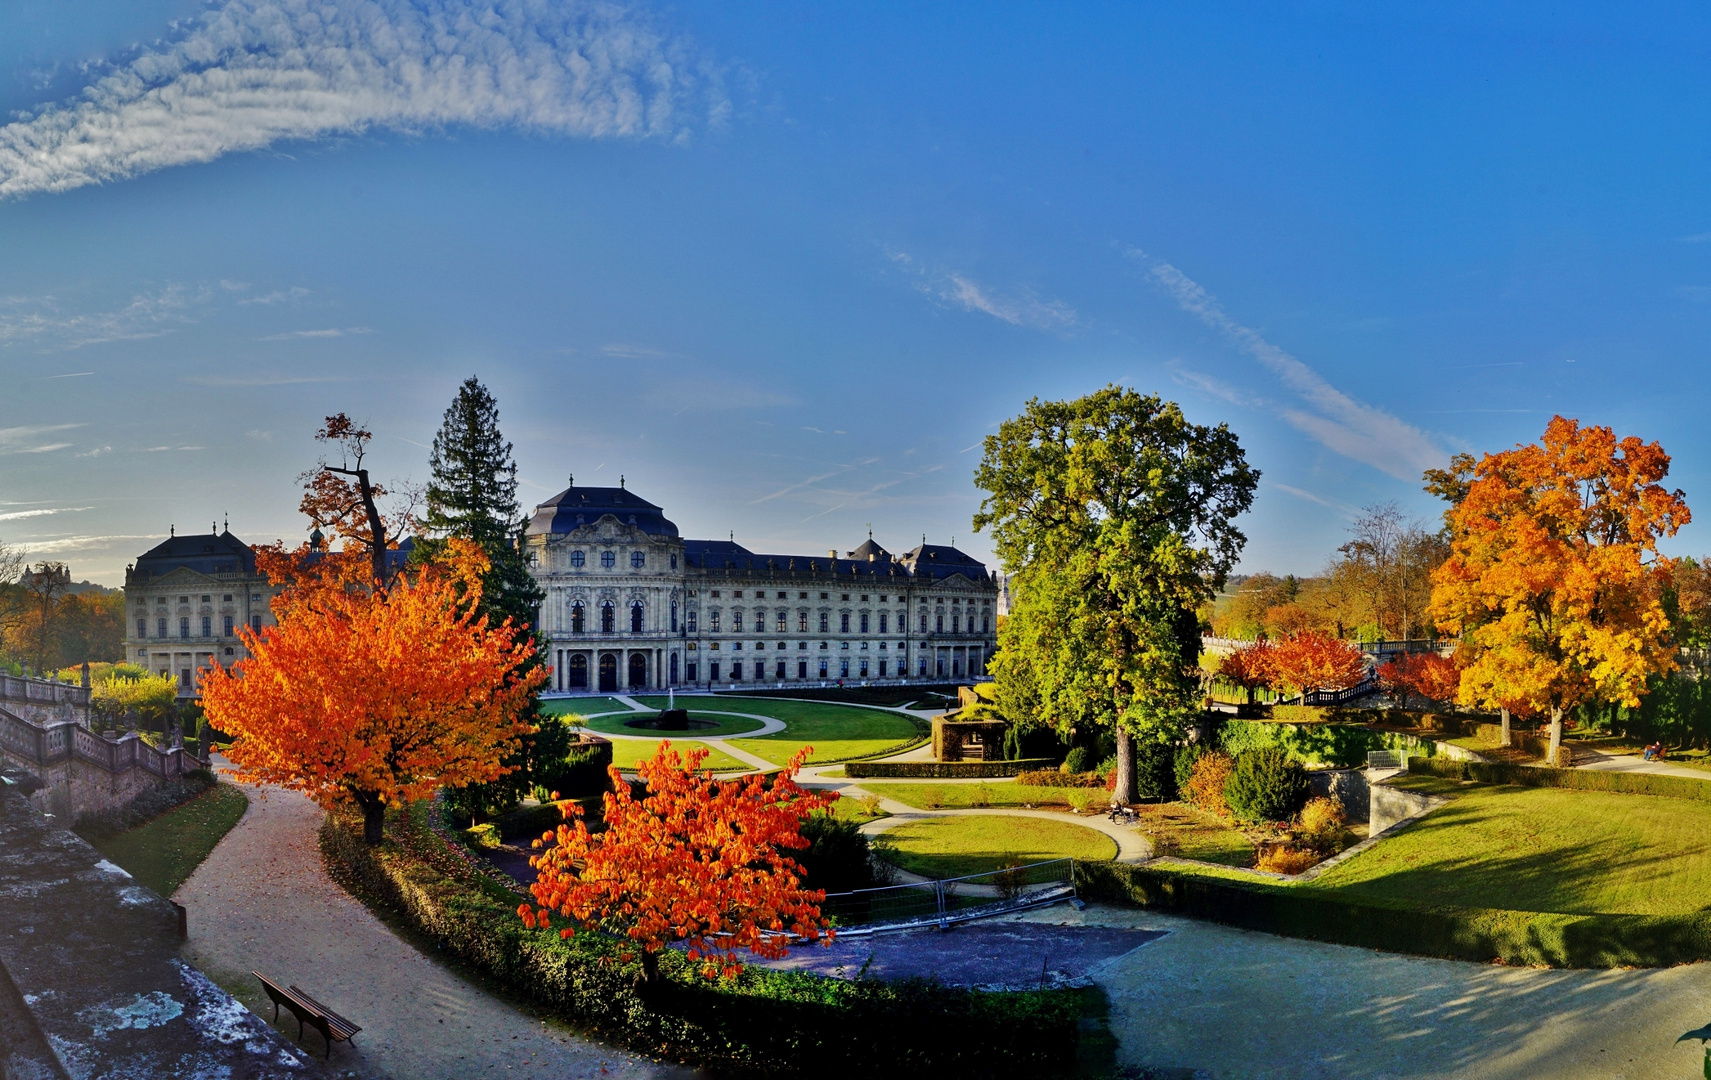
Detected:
[{"left": 817, "top": 858, "right": 1078, "bottom": 937}]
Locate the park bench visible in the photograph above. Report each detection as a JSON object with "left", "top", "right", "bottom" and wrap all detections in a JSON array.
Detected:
[{"left": 252, "top": 971, "right": 361, "bottom": 1058}]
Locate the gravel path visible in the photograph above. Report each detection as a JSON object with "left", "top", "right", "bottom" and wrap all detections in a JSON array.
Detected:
[
  {"left": 1576, "top": 751, "right": 1711, "bottom": 782},
  {"left": 174, "top": 776, "right": 683, "bottom": 1080}
]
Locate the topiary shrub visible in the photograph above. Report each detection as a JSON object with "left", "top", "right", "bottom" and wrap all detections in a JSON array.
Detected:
[
  {"left": 1061, "top": 746, "right": 1093, "bottom": 774},
  {"left": 1223, "top": 747, "right": 1310, "bottom": 823},
  {"left": 795, "top": 811, "right": 875, "bottom": 893}
]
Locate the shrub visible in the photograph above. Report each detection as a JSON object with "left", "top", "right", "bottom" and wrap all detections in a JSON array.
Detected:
[
  {"left": 463, "top": 823, "right": 502, "bottom": 849},
  {"left": 1223, "top": 748, "right": 1310, "bottom": 823},
  {"left": 1061, "top": 746, "right": 1093, "bottom": 774},
  {"left": 543, "top": 735, "right": 616, "bottom": 799},
  {"left": 1174, "top": 743, "right": 1207, "bottom": 797},
  {"left": 1002, "top": 724, "right": 1064, "bottom": 762},
  {"left": 1016, "top": 770, "right": 1105, "bottom": 788},
  {"left": 1185, "top": 751, "right": 1234, "bottom": 817},
  {"left": 796, "top": 812, "right": 876, "bottom": 893},
  {"left": 1132, "top": 740, "right": 1177, "bottom": 802},
  {"left": 325, "top": 803, "right": 1081, "bottom": 1075},
  {"left": 1298, "top": 796, "right": 1345, "bottom": 834},
  {"left": 844, "top": 759, "right": 1053, "bottom": 779},
  {"left": 1255, "top": 845, "right": 1320, "bottom": 875}
]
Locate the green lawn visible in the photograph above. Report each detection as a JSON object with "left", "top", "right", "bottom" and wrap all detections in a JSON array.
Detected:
[
  {"left": 702, "top": 697, "right": 922, "bottom": 765},
  {"left": 1133, "top": 803, "right": 1256, "bottom": 867},
  {"left": 606, "top": 738, "right": 751, "bottom": 772},
  {"left": 88, "top": 783, "right": 249, "bottom": 898},
  {"left": 862, "top": 781, "right": 1080, "bottom": 810},
  {"left": 541, "top": 696, "right": 639, "bottom": 719},
  {"left": 1306, "top": 776, "right": 1711, "bottom": 914},
  {"left": 875, "top": 816, "right": 1118, "bottom": 878},
  {"left": 575, "top": 711, "right": 768, "bottom": 738},
  {"left": 824, "top": 795, "right": 890, "bottom": 824}
]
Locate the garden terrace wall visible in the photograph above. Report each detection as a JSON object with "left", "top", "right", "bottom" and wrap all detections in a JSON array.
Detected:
[
  {"left": 1219, "top": 720, "right": 1458, "bottom": 768},
  {"left": 322, "top": 804, "right": 1080, "bottom": 1077},
  {"left": 1076, "top": 861, "right": 1711, "bottom": 968},
  {"left": 1409, "top": 756, "right": 1711, "bottom": 798},
  {"left": 931, "top": 717, "right": 1009, "bottom": 761},
  {"left": 845, "top": 758, "right": 1055, "bottom": 779}
]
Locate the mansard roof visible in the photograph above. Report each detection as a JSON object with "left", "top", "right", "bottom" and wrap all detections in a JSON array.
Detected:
[
  {"left": 131, "top": 531, "right": 256, "bottom": 580},
  {"left": 682, "top": 537, "right": 989, "bottom": 582},
  {"left": 848, "top": 537, "right": 890, "bottom": 560},
  {"left": 527, "top": 485, "right": 680, "bottom": 538},
  {"left": 899, "top": 544, "right": 991, "bottom": 583}
]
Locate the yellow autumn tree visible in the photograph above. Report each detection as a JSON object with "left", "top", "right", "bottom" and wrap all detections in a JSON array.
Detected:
[{"left": 1427, "top": 416, "right": 1689, "bottom": 763}]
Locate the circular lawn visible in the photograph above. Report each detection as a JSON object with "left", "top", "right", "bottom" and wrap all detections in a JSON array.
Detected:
[{"left": 875, "top": 816, "right": 1118, "bottom": 878}]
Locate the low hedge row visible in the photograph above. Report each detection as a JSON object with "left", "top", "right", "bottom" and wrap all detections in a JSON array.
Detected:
[
  {"left": 1219, "top": 720, "right": 1445, "bottom": 769},
  {"left": 1075, "top": 861, "right": 1711, "bottom": 968},
  {"left": 1015, "top": 770, "right": 1107, "bottom": 788},
  {"left": 842, "top": 758, "right": 1055, "bottom": 779},
  {"left": 1409, "top": 755, "right": 1711, "bottom": 799},
  {"left": 322, "top": 803, "right": 1080, "bottom": 1076}
]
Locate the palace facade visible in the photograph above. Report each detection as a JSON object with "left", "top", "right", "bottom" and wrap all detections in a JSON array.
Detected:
[
  {"left": 524, "top": 481, "right": 999, "bottom": 693},
  {"left": 123, "top": 529, "right": 277, "bottom": 696}
]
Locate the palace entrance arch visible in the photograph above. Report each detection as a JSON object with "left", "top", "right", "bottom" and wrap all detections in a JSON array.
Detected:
[
  {"left": 628, "top": 652, "right": 647, "bottom": 689},
  {"left": 598, "top": 653, "right": 618, "bottom": 693}
]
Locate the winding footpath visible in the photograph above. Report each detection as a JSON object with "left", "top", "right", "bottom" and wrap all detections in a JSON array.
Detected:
[{"left": 174, "top": 769, "right": 683, "bottom": 1080}]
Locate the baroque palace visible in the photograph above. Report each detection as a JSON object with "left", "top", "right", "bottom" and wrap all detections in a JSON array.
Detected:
[{"left": 525, "top": 480, "right": 999, "bottom": 693}]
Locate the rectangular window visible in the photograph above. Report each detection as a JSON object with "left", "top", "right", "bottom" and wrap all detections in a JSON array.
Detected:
[
  {"left": 919, "top": 656, "right": 929, "bottom": 676},
  {"left": 158, "top": 618, "right": 167, "bottom": 638},
  {"left": 839, "top": 658, "right": 850, "bottom": 678},
  {"left": 776, "top": 660, "right": 786, "bottom": 679},
  {"left": 251, "top": 615, "right": 262, "bottom": 634},
  {"left": 179, "top": 669, "right": 191, "bottom": 687},
  {"left": 687, "top": 661, "right": 698, "bottom": 682},
  {"left": 711, "top": 611, "right": 721, "bottom": 632},
  {"left": 201, "top": 616, "right": 212, "bottom": 637},
  {"left": 688, "top": 610, "right": 698, "bottom": 632},
  {"left": 734, "top": 611, "right": 744, "bottom": 632},
  {"left": 936, "top": 614, "right": 944, "bottom": 633},
  {"left": 860, "top": 613, "right": 869, "bottom": 634},
  {"left": 879, "top": 659, "right": 888, "bottom": 677},
  {"left": 180, "top": 618, "right": 190, "bottom": 640},
  {"left": 732, "top": 662, "right": 744, "bottom": 681},
  {"left": 818, "top": 659, "right": 829, "bottom": 677},
  {"left": 819, "top": 613, "right": 829, "bottom": 633},
  {"left": 840, "top": 613, "right": 850, "bottom": 633},
  {"left": 710, "top": 662, "right": 721, "bottom": 682},
  {"left": 920, "top": 614, "right": 929, "bottom": 633},
  {"left": 777, "top": 611, "right": 788, "bottom": 633},
  {"left": 137, "top": 619, "right": 147, "bottom": 638},
  {"left": 223, "top": 615, "right": 233, "bottom": 636},
  {"left": 879, "top": 612, "right": 888, "bottom": 634},
  {"left": 859, "top": 659, "right": 869, "bottom": 677},
  {"left": 798, "top": 660, "right": 808, "bottom": 679}
]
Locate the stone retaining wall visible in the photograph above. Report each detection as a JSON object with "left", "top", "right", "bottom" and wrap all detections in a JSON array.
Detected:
[{"left": 1370, "top": 779, "right": 1441, "bottom": 834}]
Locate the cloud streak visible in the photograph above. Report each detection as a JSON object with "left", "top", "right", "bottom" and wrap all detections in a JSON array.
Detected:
[
  {"left": 0, "top": 0, "right": 725, "bottom": 200},
  {"left": 1150, "top": 262, "right": 1445, "bottom": 481},
  {"left": 0, "top": 287, "right": 203, "bottom": 349},
  {"left": 888, "top": 251, "right": 1075, "bottom": 330}
]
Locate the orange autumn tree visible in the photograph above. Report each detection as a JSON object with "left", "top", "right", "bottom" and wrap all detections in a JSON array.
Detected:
[
  {"left": 1377, "top": 651, "right": 1460, "bottom": 710},
  {"left": 1266, "top": 631, "right": 1367, "bottom": 703},
  {"left": 1218, "top": 640, "right": 1276, "bottom": 705},
  {"left": 201, "top": 539, "right": 545, "bottom": 844},
  {"left": 522, "top": 743, "right": 834, "bottom": 983},
  {"left": 1427, "top": 416, "right": 1689, "bottom": 763}
]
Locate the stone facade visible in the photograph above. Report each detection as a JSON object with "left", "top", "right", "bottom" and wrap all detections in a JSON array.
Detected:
[
  {"left": 122, "top": 529, "right": 277, "bottom": 697},
  {"left": 524, "top": 481, "right": 1000, "bottom": 693}
]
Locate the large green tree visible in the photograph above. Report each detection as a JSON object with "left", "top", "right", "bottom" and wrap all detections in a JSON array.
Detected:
[
  {"left": 974, "top": 386, "right": 1258, "bottom": 803},
  {"left": 419, "top": 376, "right": 544, "bottom": 629}
]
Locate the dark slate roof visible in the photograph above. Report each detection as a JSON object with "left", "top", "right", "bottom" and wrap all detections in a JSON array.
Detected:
[
  {"left": 684, "top": 539, "right": 966, "bottom": 580},
  {"left": 527, "top": 485, "right": 680, "bottom": 537},
  {"left": 132, "top": 531, "right": 256, "bottom": 578},
  {"left": 848, "top": 537, "right": 890, "bottom": 560},
  {"left": 898, "top": 544, "right": 991, "bottom": 582}
]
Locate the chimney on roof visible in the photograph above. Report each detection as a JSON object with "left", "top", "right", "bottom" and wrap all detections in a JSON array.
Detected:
[{"left": 828, "top": 549, "right": 837, "bottom": 559}]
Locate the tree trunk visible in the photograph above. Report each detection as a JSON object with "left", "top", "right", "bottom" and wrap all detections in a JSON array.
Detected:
[
  {"left": 353, "top": 791, "right": 385, "bottom": 845},
  {"left": 1112, "top": 728, "right": 1137, "bottom": 806},
  {"left": 1500, "top": 707, "right": 1511, "bottom": 749},
  {"left": 1548, "top": 706, "right": 1564, "bottom": 766},
  {"left": 638, "top": 948, "right": 660, "bottom": 987}
]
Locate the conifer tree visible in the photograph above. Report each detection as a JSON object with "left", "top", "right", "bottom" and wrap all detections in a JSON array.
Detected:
[{"left": 421, "top": 377, "right": 544, "bottom": 630}]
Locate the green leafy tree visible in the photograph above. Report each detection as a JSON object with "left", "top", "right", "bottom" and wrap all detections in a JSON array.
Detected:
[{"left": 975, "top": 386, "right": 1258, "bottom": 804}]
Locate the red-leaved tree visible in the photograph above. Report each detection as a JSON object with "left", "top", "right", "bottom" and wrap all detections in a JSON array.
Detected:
[
  {"left": 1218, "top": 640, "right": 1276, "bottom": 705},
  {"left": 1378, "top": 652, "right": 1461, "bottom": 710},
  {"left": 522, "top": 743, "right": 835, "bottom": 982},
  {"left": 1267, "top": 632, "right": 1367, "bottom": 703}
]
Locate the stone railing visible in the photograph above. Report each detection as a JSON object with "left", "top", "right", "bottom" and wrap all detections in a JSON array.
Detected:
[
  {"left": 0, "top": 705, "right": 199, "bottom": 781},
  {"left": 0, "top": 673, "right": 91, "bottom": 708}
]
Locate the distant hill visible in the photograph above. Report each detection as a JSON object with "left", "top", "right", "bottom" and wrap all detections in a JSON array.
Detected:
[{"left": 66, "top": 580, "right": 120, "bottom": 597}]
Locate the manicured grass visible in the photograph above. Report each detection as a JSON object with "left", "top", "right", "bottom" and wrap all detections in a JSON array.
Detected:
[
  {"left": 708, "top": 698, "right": 922, "bottom": 765},
  {"left": 1308, "top": 776, "right": 1711, "bottom": 914},
  {"left": 824, "top": 795, "right": 890, "bottom": 824},
  {"left": 576, "top": 711, "right": 768, "bottom": 738},
  {"left": 1133, "top": 803, "right": 1257, "bottom": 867},
  {"left": 88, "top": 783, "right": 249, "bottom": 898},
  {"left": 875, "top": 816, "right": 1117, "bottom": 878},
  {"left": 541, "top": 696, "right": 639, "bottom": 719},
  {"left": 606, "top": 738, "right": 750, "bottom": 772},
  {"left": 862, "top": 781, "right": 1077, "bottom": 810}
]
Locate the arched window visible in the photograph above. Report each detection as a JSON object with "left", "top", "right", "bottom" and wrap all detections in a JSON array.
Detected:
[
  {"left": 569, "top": 654, "right": 588, "bottom": 688},
  {"left": 570, "top": 550, "right": 586, "bottom": 568},
  {"left": 631, "top": 551, "right": 645, "bottom": 568},
  {"left": 601, "top": 601, "right": 615, "bottom": 633},
  {"left": 631, "top": 601, "right": 644, "bottom": 633},
  {"left": 601, "top": 551, "right": 616, "bottom": 569},
  {"left": 571, "top": 601, "right": 585, "bottom": 634},
  {"left": 671, "top": 602, "right": 679, "bottom": 633},
  {"left": 670, "top": 653, "right": 680, "bottom": 683}
]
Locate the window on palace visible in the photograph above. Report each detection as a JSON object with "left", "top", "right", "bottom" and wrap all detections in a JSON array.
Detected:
[
  {"left": 798, "top": 611, "right": 809, "bottom": 632},
  {"left": 601, "top": 601, "right": 615, "bottom": 633},
  {"left": 983, "top": 615, "right": 991, "bottom": 633},
  {"left": 936, "top": 613, "right": 944, "bottom": 633},
  {"left": 819, "top": 612, "right": 830, "bottom": 633},
  {"left": 671, "top": 603, "right": 679, "bottom": 633},
  {"left": 840, "top": 613, "right": 850, "bottom": 633},
  {"left": 711, "top": 610, "right": 721, "bottom": 632},
  {"left": 879, "top": 611, "right": 888, "bottom": 633},
  {"left": 860, "top": 612, "right": 869, "bottom": 634},
  {"left": 571, "top": 550, "right": 586, "bottom": 568},
  {"left": 777, "top": 611, "right": 788, "bottom": 632},
  {"left": 571, "top": 601, "right": 586, "bottom": 633},
  {"left": 223, "top": 615, "right": 233, "bottom": 636},
  {"left": 631, "top": 551, "right": 645, "bottom": 568},
  {"left": 631, "top": 602, "right": 644, "bottom": 633},
  {"left": 251, "top": 615, "right": 262, "bottom": 634},
  {"left": 819, "top": 658, "right": 829, "bottom": 677},
  {"left": 952, "top": 614, "right": 960, "bottom": 633},
  {"left": 687, "top": 608, "right": 698, "bottom": 632},
  {"left": 179, "top": 618, "right": 190, "bottom": 639},
  {"left": 601, "top": 551, "right": 616, "bottom": 569}
]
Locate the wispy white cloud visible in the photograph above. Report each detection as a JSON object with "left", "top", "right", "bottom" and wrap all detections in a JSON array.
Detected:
[
  {"left": 8, "top": 534, "right": 163, "bottom": 555},
  {"left": 42, "top": 371, "right": 93, "bottom": 379},
  {"left": 0, "top": 287, "right": 204, "bottom": 349},
  {"left": 1148, "top": 262, "right": 1445, "bottom": 481},
  {"left": 0, "top": 506, "right": 93, "bottom": 522},
  {"left": 0, "top": 423, "right": 83, "bottom": 455},
  {"left": 1271, "top": 484, "right": 1355, "bottom": 515},
  {"left": 239, "top": 287, "right": 310, "bottom": 306},
  {"left": 601, "top": 343, "right": 680, "bottom": 359},
  {"left": 888, "top": 250, "right": 1076, "bottom": 330},
  {"left": 183, "top": 373, "right": 349, "bottom": 386},
  {"left": 256, "top": 327, "right": 372, "bottom": 340},
  {"left": 0, "top": 0, "right": 725, "bottom": 201}
]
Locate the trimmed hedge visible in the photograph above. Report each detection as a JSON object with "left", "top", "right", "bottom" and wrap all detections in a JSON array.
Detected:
[
  {"left": 843, "top": 758, "right": 1055, "bottom": 779},
  {"left": 1220, "top": 720, "right": 1446, "bottom": 768},
  {"left": 1410, "top": 755, "right": 1711, "bottom": 799},
  {"left": 1076, "top": 861, "right": 1711, "bottom": 969},
  {"left": 322, "top": 803, "right": 1080, "bottom": 1076}
]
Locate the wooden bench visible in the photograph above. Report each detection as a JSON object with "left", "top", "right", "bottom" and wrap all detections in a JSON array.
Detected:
[{"left": 252, "top": 972, "right": 361, "bottom": 1058}]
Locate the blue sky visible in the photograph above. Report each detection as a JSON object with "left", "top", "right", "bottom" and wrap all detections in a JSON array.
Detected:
[{"left": 4, "top": 1, "right": 1711, "bottom": 585}]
